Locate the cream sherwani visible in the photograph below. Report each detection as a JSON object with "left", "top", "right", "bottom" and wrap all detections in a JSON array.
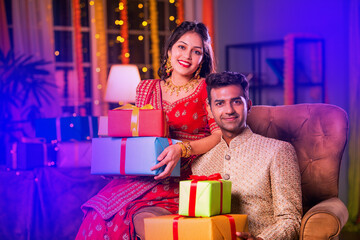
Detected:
[{"left": 192, "top": 127, "right": 302, "bottom": 240}]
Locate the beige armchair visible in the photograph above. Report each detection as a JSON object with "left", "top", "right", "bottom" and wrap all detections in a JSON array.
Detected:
[{"left": 247, "top": 103, "right": 349, "bottom": 240}]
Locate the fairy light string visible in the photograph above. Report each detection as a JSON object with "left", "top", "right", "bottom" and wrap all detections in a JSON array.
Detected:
[{"left": 119, "top": 0, "right": 129, "bottom": 64}]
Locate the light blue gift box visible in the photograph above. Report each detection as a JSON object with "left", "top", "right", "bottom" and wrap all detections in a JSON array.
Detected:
[{"left": 91, "top": 137, "right": 180, "bottom": 176}]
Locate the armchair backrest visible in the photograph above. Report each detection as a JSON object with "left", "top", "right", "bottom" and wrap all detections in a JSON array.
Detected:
[{"left": 246, "top": 104, "right": 348, "bottom": 213}]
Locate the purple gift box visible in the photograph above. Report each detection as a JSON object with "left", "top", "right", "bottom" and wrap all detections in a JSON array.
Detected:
[
  {"left": 6, "top": 141, "right": 56, "bottom": 170},
  {"left": 91, "top": 137, "right": 180, "bottom": 176}
]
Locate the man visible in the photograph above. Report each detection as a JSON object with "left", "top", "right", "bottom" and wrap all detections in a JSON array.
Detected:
[{"left": 192, "top": 72, "right": 302, "bottom": 240}]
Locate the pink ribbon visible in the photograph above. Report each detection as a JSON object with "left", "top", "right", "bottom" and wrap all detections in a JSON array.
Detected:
[{"left": 120, "top": 138, "right": 127, "bottom": 175}]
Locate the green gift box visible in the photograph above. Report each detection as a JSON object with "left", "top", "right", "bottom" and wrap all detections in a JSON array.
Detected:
[{"left": 179, "top": 176, "right": 231, "bottom": 217}]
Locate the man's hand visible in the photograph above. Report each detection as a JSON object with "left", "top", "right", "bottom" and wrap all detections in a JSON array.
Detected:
[
  {"left": 151, "top": 144, "right": 182, "bottom": 180},
  {"left": 236, "top": 232, "right": 263, "bottom": 240}
]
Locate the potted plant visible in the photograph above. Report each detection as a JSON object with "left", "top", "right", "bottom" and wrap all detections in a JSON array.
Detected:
[{"left": 0, "top": 49, "right": 57, "bottom": 164}]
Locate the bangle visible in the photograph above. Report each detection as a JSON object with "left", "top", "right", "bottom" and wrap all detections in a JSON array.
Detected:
[
  {"left": 176, "top": 142, "right": 186, "bottom": 157},
  {"left": 176, "top": 141, "right": 192, "bottom": 158},
  {"left": 183, "top": 141, "right": 192, "bottom": 158}
]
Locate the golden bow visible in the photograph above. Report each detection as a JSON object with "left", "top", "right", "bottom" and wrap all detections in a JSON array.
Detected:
[{"left": 114, "top": 104, "right": 154, "bottom": 136}]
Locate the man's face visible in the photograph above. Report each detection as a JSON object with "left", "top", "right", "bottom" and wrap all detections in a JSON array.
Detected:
[{"left": 209, "top": 85, "right": 251, "bottom": 142}]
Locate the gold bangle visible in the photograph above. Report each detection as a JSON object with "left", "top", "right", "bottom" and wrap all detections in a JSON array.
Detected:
[
  {"left": 183, "top": 141, "right": 192, "bottom": 158},
  {"left": 176, "top": 142, "right": 186, "bottom": 158},
  {"left": 176, "top": 141, "right": 192, "bottom": 158}
]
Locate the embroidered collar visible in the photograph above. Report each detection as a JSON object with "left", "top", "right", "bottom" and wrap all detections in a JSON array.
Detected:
[{"left": 219, "top": 126, "right": 254, "bottom": 149}]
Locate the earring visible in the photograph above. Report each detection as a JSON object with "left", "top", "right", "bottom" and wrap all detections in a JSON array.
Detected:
[
  {"left": 193, "top": 63, "right": 202, "bottom": 79},
  {"left": 165, "top": 56, "right": 173, "bottom": 76}
]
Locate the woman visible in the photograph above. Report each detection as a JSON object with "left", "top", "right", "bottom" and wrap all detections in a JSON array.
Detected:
[{"left": 76, "top": 21, "right": 221, "bottom": 240}]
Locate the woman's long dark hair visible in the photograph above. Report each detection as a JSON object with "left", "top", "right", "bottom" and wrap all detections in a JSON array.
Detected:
[{"left": 157, "top": 21, "right": 215, "bottom": 81}]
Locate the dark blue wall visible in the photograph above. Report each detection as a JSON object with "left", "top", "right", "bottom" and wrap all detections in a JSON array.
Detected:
[{"left": 214, "top": 0, "right": 350, "bottom": 204}]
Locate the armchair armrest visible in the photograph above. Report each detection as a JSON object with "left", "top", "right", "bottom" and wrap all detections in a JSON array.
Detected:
[{"left": 300, "top": 197, "right": 348, "bottom": 240}]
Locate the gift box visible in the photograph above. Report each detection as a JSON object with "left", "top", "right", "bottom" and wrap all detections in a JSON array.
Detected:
[
  {"left": 35, "top": 116, "right": 98, "bottom": 142},
  {"left": 6, "top": 141, "right": 56, "bottom": 170},
  {"left": 108, "top": 104, "right": 168, "bottom": 137},
  {"left": 179, "top": 175, "right": 231, "bottom": 217},
  {"left": 56, "top": 141, "right": 92, "bottom": 167},
  {"left": 144, "top": 214, "right": 248, "bottom": 240},
  {"left": 98, "top": 116, "right": 108, "bottom": 136},
  {"left": 91, "top": 137, "right": 180, "bottom": 176}
]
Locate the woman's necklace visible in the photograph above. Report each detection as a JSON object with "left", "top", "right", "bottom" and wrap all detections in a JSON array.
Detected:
[{"left": 164, "top": 77, "right": 198, "bottom": 96}]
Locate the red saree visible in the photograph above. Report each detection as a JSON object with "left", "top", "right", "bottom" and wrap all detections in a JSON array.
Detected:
[{"left": 76, "top": 79, "right": 218, "bottom": 240}]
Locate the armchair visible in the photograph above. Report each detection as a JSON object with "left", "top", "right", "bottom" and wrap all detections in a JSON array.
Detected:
[{"left": 247, "top": 103, "right": 349, "bottom": 240}]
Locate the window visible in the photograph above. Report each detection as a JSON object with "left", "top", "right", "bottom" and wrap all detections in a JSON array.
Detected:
[
  {"left": 53, "top": 0, "right": 92, "bottom": 115},
  {"left": 106, "top": 0, "right": 178, "bottom": 79},
  {"left": 4, "top": 0, "right": 179, "bottom": 115},
  {"left": 52, "top": 0, "right": 178, "bottom": 116}
]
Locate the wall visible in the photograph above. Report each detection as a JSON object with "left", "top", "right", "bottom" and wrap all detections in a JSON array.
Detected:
[{"left": 215, "top": 0, "right": 350, "bottom": 204}]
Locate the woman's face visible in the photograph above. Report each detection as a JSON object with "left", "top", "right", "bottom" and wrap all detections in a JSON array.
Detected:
[{"left": 168, "top": 31, "right": 204, "bottom": 79}]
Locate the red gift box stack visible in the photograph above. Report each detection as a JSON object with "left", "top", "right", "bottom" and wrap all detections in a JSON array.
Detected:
[{"left": 92, "top": 104, "right": 180, "bottom": 177}]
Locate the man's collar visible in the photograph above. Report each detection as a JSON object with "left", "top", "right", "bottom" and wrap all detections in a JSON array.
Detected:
[{"left": 220, "top": 126, "right": 253, "bottom": 148}]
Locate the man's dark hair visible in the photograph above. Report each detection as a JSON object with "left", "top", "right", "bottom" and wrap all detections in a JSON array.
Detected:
[{"left": 206, "top": 71, "right": 250, "bottom": 105}]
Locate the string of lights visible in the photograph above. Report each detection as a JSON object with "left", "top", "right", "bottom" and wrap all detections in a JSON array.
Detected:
[
  {"left": 73, "top": 0, "right": 85, "bottom": 115},
  {"left": 149, "top": 0, "right": 160, "bottom": 78},
  {"left": 93, "top": 0, "right": 108, "bottom": 114},
  {"left": 119, "top": 0, "right": 130, "bottom": 64}
]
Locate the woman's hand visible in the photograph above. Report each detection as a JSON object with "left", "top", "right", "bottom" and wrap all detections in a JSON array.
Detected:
[
  {"left": 151, "top": 143, "right": 182, "bottom": 180},
  {"left": 236, "top": 232, "right": 263, "bottom": 240}
]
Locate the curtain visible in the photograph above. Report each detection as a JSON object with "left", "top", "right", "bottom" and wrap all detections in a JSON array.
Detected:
[
  {"left": 202, "top": 0, "right": 215, "bottom": 52},
  {"left": 183, "top": 0, "right": 215, "bottom": 53},
  {"left": 149, "top": 0, "right": 160, "bottom": 79},
  {"left": 92, "top": 0, "right": 108, "bottom": 116},
  {"left": 345, "top": 0, "right": 360, "bottom": 232},
  {"left": 72, "top": 0, "right": 86, "bottom": 115},
  {"left": 0, "top": 0, "right": 10, "bottom": 54},
  {"left": 11, "top": 0, "right": 61, "bottom": 118}
]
